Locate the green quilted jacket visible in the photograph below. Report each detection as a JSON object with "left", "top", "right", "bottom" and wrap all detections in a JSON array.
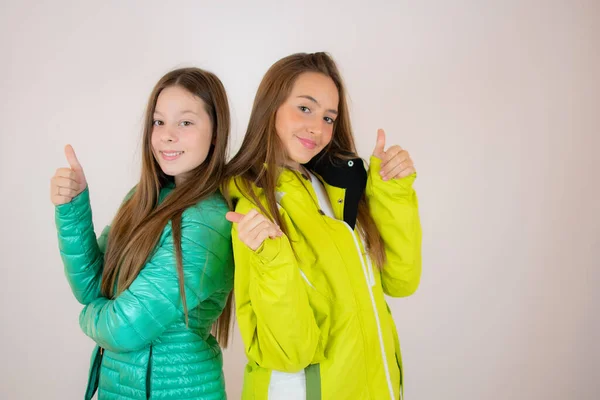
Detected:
[{"left": 55, "top": 186, "right": 234, "bottom": 399}]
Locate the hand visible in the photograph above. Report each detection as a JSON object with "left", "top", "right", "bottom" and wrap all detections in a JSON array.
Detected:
[
  {"left": 50, "top": 145, "right": 88, "bottom": 205},
  {"left": 372, "top": 129, "right": 416, "bottom": 181},
  {"left": 226, "top": 209, "right": 283, "bottom": 251}
]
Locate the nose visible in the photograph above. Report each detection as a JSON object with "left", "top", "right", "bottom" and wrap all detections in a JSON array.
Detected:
[
  {"left": 161, "top": 126, "right": 178, "bottom": 143},
  {"left": 307, "top": 118, "right": 323, "bottom": 135}
]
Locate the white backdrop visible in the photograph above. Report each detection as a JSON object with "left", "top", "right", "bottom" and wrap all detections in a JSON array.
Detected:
[{"left": 1, "top": 1, "right": 598, "bottom": 399}]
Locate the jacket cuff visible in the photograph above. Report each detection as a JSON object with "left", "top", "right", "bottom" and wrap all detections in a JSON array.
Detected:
[
  {"left": 55, "top": 187, "right": 91, "bottom": 221},
  {"left": 368, "top": 156, "right": 416, "bottom": 197},
  {"left": 253, "top": 236, "right": 282, "bottom": 264}
]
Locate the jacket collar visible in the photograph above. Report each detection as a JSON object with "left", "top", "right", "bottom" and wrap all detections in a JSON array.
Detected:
[{"left": 305, "top": 153, "right": 366, "bottom": 229}]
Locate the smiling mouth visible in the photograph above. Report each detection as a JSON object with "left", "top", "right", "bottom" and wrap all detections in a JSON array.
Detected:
[
  {"left": 160, "top": 151, "right": 184, "bottom": 161},
  {"left": 297, "top": 137, "right": 317, "bottom": 150}
]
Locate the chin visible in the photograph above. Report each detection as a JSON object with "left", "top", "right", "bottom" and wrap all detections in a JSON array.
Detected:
[
  {"left": 291, "top": 151, "right": 317, "bottom": 165},
  {"left": 158, "top": 166, "right": 179, "bottom": 177}
]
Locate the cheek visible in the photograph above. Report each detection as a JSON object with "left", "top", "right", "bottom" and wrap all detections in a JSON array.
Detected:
[
  {"left": 274, "top": 111, "right": 287, "bottom": 141},
  {"left": 188, "top": 130, "right": 212, "bottom": 153},
  {"left": 276, "top": 108, "right": 302, "bottom": 139},
  {"left": 150, "top": 130, "right": 160, "bottom": 153},
  {"left": 322, "top": 127, "right": 334, "bottom": 146}
]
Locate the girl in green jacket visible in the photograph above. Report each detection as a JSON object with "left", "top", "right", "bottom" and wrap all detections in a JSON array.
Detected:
[
  {"left": 224, "top": 53, "right": 421, "bottom": 399},
  {"left": 51, "top": 68, "right": 234, "bottom": 400}
]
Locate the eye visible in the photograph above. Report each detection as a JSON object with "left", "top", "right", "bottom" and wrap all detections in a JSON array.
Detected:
[
  {"left": 324, "top": 116, "right": 335, "bottom": 124},
  {"left": 152, "top": 120, "right": 163, "bottom": 126},
  {"left": 180, "top": 121, "right": 193, "bottom": 127},
  {"left": 299, "top": 106, "right": 310, "bottom": 113}
]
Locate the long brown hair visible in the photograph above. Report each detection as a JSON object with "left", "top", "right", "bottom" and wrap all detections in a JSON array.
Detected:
[
  {"left": 102, "top": 67, "right": 233, "bottom": 347},
  {"left": 225, "top": 52, "right": 386, "bottom": 268}
]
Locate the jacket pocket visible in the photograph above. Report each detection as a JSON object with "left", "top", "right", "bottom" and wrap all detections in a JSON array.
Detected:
[
  {"left": 84, "top": 346, "right": 103, "bottom": 400},
  {"left": 297, "top": 265, "right": 333, "bottom": 302}
]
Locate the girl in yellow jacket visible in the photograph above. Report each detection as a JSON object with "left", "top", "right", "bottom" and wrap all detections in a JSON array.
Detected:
[{"left": 224, "top": 52, "right": 422, "bottom": 400}]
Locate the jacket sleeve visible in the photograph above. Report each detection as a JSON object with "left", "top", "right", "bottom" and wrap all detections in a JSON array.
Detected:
[
  {"left": 78, "top": 203, "right": 233, "bottom": 353},
  {"left": 55, "top": 187, "right": 109, "bottom": 305},
  {"left": 232, "top": 196, "right": 321, "bottom": 372},
  {"left": 366, "top": 156, "right": 422, "bottom": 297}
]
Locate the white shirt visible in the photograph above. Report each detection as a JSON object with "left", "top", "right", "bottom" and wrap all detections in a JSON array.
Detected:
[{"left": 307, "top": 171, "right": 335, "bottom": 218}]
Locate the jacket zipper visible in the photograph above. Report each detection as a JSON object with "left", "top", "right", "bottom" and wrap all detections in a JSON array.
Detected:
[
  {"left": 146, "top": 345, "right": 153, "bottom": 399},
  {"left": 84, "top": 346, "right": 104, "bottom": 400},
  {"left": 343, "top": 223, "right": 395, "bottom": 400},
  {"left": 303, "top": 172, "right": 395, "bottom": 399}
]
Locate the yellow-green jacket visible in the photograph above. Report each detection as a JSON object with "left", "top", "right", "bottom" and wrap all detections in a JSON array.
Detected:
[{"left": 228, "top": 156, "right": 421, "bottom": 400}]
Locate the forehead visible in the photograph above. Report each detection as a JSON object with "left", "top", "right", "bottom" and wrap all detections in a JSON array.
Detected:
[
  {"left": 155, "top": 85, "right": 204, "bottom": 112},
  {"left": 289, "top": 72, "right": 339, "bottom": 107}
]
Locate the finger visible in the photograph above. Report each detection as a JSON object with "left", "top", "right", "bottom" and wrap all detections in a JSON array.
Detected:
[
  {"left": 262, "top": 225, "right": 282, "bottom": 240},
  {"left": 238, "top": 209, "right": 258, "bottom": 227},
  {"left": 240, "top": 211, "right": 269, "bottom": 235},
  {"left": 267, "top": 225, "right": 283, "bottom": 238},
  {"left": 250, "top": 228, "right": 280, "bottom": 251},
  {"left": 51, "top": 195, "right": 72, "bottom": 206},
  {"left": 380, "top": 154, "right": 412, "bottom": 178},
  {"left": 393, "top": 165, "right": 416, "bottom": 180},
  {"left": 248, "top": 230, "right": 270, "bottom": 251},
  {"left": 372, "top": 129, "right": 386, "bottom": 159},
  {"left": 235, "top": 209, "right": 259, "bottom": 233},
  {"left": 381, "top": 146, "right": 406, "bottom": 169},
  {"left": 380, "top": 156, "right": 403, "bottom": 178},
  {"left": 249, "top": 221, "right": 280, "bottom": 244},
  {"left": 64, "top": 145, "right": 83, "bottom": 172},
  {"left": 236, "top": 211, "right": 264, "bottom": 243},
  {"left": 386, "top": 160, "right": 415, "bottom": 180},
  {"left": 52, "top": 176, "right": 80, "bottom": 191},
  {"left": 226, "top": 211, "right": 245, "bottom": 224},
  {"left": 56, "top": 186, "right": 79, "bottom": 197},
  {"left": 248, "top": 220, "right": 275, "bottom": 242},
  {"left": 383, "top": 161, "right": 405, "bottom": 181},
  {"left": 55, "top": 168, "right": 77, "bottom": 180}
]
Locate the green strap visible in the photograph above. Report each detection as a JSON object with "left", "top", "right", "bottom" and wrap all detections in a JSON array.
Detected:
[{"left": 305, "top": 363, "right": 322, "bottom": 400}]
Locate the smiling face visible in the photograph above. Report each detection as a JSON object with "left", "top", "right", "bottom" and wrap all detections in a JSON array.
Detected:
[
  {"left": 274, "top": 72, "right": 340, "bottom": 169},
  {"left": 150, "top": 85, "right": 214, "bottom": 185}
]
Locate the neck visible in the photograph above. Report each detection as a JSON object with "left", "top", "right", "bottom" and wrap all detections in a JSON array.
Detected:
[
  {"left": 284, "top": 160, "right": 301, "bottom": 171},
  {"left": 281, "top": 162, "right": 311, "bottom": 182},
  {"left": 284, "top": 160, "right": 306, "bottom": 173}
]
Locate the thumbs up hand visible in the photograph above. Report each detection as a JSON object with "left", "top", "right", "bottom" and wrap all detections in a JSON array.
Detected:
[
  {"left": 372, "top": 129, "right": 415, "bottom": 181},
  {"left": 50, "top": 145, "right": 88, "bottom": 205},
  {"left": 226, "top": 210, "right": 283, "bottom": 251}
]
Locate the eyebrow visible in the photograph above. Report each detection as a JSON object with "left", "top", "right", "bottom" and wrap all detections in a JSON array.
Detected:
[
  {"left": 180, "top": 110, "right": 200, "bottom": 116},
  {"left": 297, "top": 95, "right": 338, "bottom": 115},
  {"left": 153, "top": 110, "right": 199, "bottom": 116}
]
